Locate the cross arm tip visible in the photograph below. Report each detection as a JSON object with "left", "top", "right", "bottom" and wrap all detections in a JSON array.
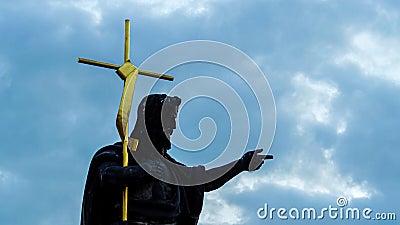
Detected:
[{"left": 138, "top": 69, "right": 174, "bottom": 81}]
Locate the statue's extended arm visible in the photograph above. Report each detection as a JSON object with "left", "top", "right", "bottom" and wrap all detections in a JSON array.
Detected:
[
  {"left": 203, "top": 160, "right": 243, "bottom": 192},
  {"left": 203, "top": 149, "right": 268, "bottom": 192}
]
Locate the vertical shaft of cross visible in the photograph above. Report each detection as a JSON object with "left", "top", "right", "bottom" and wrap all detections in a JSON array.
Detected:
[
  {"left": 122, "top": 19, "right": 130, "bottom": 222},
  {"left": 78, "top": 19, "right": 174, "bottom": 223},
  {"left": 124, "top": 19, "right": 130, "bottom": 63}
]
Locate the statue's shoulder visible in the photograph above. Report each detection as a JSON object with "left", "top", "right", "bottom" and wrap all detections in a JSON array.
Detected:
[
  {"left": 165, "top": 154, "right": 184, "bottom": 166},
  {"left": 92, "top": 142, "right": 123, "bottom": 164}
]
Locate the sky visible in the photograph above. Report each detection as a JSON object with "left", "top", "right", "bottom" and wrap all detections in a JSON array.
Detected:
[{"left": 1, "top": 0, "right": 400, "bottom": 225}]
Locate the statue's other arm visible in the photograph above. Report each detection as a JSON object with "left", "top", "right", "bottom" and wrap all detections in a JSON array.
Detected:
[
  {"left": 99, "top": 162, "right": 153, "bottom": 188},
  {"left": 93, "top": 148, "right": 153, "bottom": 188}
]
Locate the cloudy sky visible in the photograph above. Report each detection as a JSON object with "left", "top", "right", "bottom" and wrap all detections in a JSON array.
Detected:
[{"left": 1, "top": 0, "right": 399, "bottom": 225}]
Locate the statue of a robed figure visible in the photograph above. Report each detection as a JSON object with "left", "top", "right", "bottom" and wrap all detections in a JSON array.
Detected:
[
  {"left": 80, "top": 94, "right": 270, "bottom": 225},
  {"left": 78, "top": 20, "right": 272, "bottom": 225}
]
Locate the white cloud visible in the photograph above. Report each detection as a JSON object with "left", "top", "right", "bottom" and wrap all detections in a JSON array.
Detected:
[
  {"left": 232, "top": 148, "right": 375, "bottom": 200},
  {"left": 235, "top": 73, "right": 375, "bottom": 200},
  {"left": 0, "top": 170, "right": 9, "bottom": 183},
  {"left": 133, "top": 0, "right": 214, "bottom": 17},
  {"left": 336, "top": 120, "right": 347, "bottom": 134},
  {"left": 290, "top": 73, "right": 338, "bottom": 124},
  {"left": 49, "top": 0, "right": 102, "bottom": 24},
  {"left": 72, "top": 0, "right": 102, "bottom": 24},
  {"left": 49, "top": 0, "right": 223, "bottom": 25},
  {"left": 199, "top": 191, "right": 247, "bottom": 225},
  {"left": 0, "top": 169, "right": 25, "bottom": 192},
  {"left": 280, "top": 73, "right": 344, "bottom": 134},
  {"left": 335, "top": 31, "right": 400, "bottom": 86},
  {"left": 369, "top": 1, "right": 400, "bottom": 22}
]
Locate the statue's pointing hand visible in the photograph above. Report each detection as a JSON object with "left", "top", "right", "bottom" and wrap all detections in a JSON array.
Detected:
[{"left": 240, "top": 149, "right": 273, "bottom": 172}]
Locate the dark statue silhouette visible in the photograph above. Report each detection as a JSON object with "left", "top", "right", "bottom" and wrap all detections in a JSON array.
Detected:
[{"left": 80, "top": 94, "right": 272, "bottom": 225}]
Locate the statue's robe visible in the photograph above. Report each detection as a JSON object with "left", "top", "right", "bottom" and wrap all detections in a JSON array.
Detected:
[{"left": 80, "top": 142, "right": 244, "bottom": 225}]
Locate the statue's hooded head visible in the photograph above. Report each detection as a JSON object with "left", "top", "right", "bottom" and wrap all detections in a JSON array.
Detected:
[{"left": 132, "top": 94, "right": 181, "bottom": 155}]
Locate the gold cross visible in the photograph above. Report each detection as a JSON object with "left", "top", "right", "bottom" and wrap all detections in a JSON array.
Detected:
[{"left": 77, "top": 19, "right": 174, "bottom": 222}]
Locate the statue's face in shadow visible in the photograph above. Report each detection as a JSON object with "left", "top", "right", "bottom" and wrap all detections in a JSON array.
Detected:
[
  {"left": 161, "top": 104, "right": 178, "bottom": 140},
  {"left": 134, "top": 94, "right": 181, "bottom": 154}
]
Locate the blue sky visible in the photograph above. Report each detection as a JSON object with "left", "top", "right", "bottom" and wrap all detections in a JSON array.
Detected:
[{"left": 1, "top": 0, "right": 400, "bottom": 225}]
